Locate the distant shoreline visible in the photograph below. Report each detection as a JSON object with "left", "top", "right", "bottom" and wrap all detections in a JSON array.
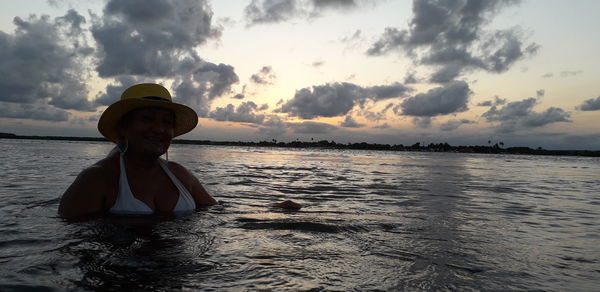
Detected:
[{"left": 1, "top": 132, "right": 598, "bottom": 157}]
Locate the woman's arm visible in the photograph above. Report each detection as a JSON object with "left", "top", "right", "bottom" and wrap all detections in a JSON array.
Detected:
[{"left": 58, "top": 166, "right": 110, "bottom": 220}]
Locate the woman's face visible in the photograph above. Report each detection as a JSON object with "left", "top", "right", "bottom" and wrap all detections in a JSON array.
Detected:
[{"left": 120, "top": 107, "right": 175, "bottom": 157}]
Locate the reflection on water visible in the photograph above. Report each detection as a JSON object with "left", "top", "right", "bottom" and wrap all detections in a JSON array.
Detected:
[{"left": 0, "top": 139, "right": 599, "bottom": 291}]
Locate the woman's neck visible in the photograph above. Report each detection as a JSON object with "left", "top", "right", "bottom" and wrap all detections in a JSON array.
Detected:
[{"left": 123, "top": 150, "right": 162, "bottom": 171}]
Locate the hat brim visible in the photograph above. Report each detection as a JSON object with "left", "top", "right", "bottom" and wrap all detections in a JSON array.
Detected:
[{"left": 98, "top": 98, "right": 198, "bottom": 143}]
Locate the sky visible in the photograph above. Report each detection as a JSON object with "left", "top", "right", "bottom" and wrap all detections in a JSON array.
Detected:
[{"left": 0, "top": 0, "right": 599, "bottom": 150}]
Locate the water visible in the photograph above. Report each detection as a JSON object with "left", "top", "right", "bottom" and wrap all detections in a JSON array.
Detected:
[{"left": 0, "top": 139, "right": 598, "bottom": 291}]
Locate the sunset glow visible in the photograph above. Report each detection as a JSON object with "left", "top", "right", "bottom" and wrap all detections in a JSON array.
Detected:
[{"left": 1, "top": 0, "right": 599, "bottom": 149}]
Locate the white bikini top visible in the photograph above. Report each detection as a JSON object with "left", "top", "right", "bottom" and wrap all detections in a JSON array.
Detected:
[{"left": 109, "top": 152, "right": 196, "bottom": 215}]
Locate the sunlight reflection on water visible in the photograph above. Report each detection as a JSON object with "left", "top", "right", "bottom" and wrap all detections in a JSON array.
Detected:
[{"left": 0, "top": 139, "right": 599, "bottom": 291}]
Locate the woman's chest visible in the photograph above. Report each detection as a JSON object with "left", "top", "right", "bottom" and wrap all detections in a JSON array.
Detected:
[{"left": 130, "top": 172, "right": 179, "bottom": 212}]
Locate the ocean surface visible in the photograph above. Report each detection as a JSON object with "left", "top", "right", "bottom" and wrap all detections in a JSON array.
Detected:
[{"left": 0, "top": 139, "right": 598, "bottom": 291}]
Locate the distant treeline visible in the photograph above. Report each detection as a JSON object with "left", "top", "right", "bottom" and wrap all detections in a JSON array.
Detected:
[{"left": 1, "top": 132, "right": 599, "bottom": 157}]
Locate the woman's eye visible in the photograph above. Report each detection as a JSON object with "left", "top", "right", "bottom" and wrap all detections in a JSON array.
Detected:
[{"left": 163, "top": 118, "right": 174, "bottom": 126}]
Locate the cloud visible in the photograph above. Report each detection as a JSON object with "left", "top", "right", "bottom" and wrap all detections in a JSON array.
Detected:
[
  {"left": 412, "top": 117, "right": 432, "bottom": 128},
  {"left": 397, "top": 80, "right": 471, "bottom": 117},
  {"left": 477, "top": 96, "right": 506, "bottom": 107},
  {"left": 577, "top": 96, "right": 600, "bottom": 111},
  {"left": 91, "top": 0, "right": 220, "bottom": 77},
  {"left": 403, "top": 71, "right": 420, "bottom": 84},
  {"left": 362, "top": 103, "right": 394, "bottom": 121},
  {"left": 244, "top": 0, "right": 370, "bottom": 26},
  {"left": 250, "top": 66, "right": 276, "bottom": 85},
  {"left": 367, "top": 0, "right": 538, "bottom": 82},
  {"left": 560, "top": 70, "right": 583, "bottom": 77},
  {"left": 483, "top": 97, "right": 536, "bottom": 121},
  {"left": 440, "top": 119, "right": 475, "bottom": 131},
  {"left": 522, "top": 107, "right": 571, "bottom": 127},
  {"left": 340, "top": 116, "right": 364, "bottom": 128},
  {"left": 477, "top": 100, "right": 493, "bottom": 107},
  {"left": 340, "top": 29, "right": 365, "bottom": 50},
  {"left": 0, "top": 10, "right": 94, "bottom": 112},
  {"left": 89, "top": 0, "right": 238, "bottom": 117},
  {"left": 171, "top": 62, "right": 239, "bottom": 117},
  {"left": 94, "top": 75, "right": 154, "bottom": 106},
  {"left": 245, "top": 0, "right": 298, "bottom": 25},
  {"left": 278, "top": 82, "right": 412, "bottom": 119},
  {"left": 0, "top": 102, "right": 71, "bottom": 121},
  {"left": 312, "top": 60, "right": 325, "bottom": 67},
  {"left": 209, "top": 101, "right": 266, "bottom": 124},
  {"left": 536, "top": 89, "right": 545, "bottom": 98},
  {"left": 373, "top": 123, "right": 390, "bottom": 129},
  {"left": 288, "top": 121, "right": 338, "bottom": 134},
  {"left": 483, "top": 97, "right": 571, "bottom": 132},
  {"left": 257, "top": 116, "right": 288, "bottom": 136},
  {"left": 313, "top": 0, "right": 358, "bottom": 9}
]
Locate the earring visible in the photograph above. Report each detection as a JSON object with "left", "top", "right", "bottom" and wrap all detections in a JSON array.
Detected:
[{"left": 117, "top": 140, "right": 129, "bottom": 154}]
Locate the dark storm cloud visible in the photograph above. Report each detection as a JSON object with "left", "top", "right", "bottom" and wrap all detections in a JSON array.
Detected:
[
  {"left": 397, "top": 81, "right": 471, "bottom": 117},
  {"left": 367, "top": 0, "right": 538, "bottom": 82},
  {"left": 244, "top": 0, "right": 371, "bottom": 25},
  {"left": 483, "top": 97, "right": 571, "bottom": 132},
  {"left": 92, "top": 0, "right": 220, "bottom": 77},
  {"left": 0, "top": 102, "right": 70, "bottom": 121},
  {"left": 440, "top": 119, "right": 475, "bottom": 131},
  {"left": 340, "top": 116, "right": 364, "bottom": 128},
  {"left": 278, "top": 82, "right": 412, "bottom": 119},
  {"left": 209, "top": 101, "right": 266, "bottom": 124},
  {"left": 0, "top": 10, "right": 94, "bottom": 112},
  {"left": 250, "top": 66, "right": 276, "bottom": 85},
  {"left": 577, "top": 96, "right": 600, "bottom": 111},
  {"left": 288, "top": 121, "right": 338, "bottom": 134}
]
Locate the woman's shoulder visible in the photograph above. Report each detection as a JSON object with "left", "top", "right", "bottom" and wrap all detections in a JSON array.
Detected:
[
  {"left": 164, "top": 160, "right": 196, "bottom": 185},
  {"left": 165, "top": 160, "right": 191, "bottom": 177},
  {"left": 79, "top": 154, "right": 119, "bottom": 182}
]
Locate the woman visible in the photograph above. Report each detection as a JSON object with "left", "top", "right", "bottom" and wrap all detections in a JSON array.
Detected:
[{"left": 58, "top": 83, "right": 218, "bottom": 219}]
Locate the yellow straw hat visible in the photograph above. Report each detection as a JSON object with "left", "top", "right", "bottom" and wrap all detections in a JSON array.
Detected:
[{"left": 98, "top": 83, "right": 198, "bottom": 143}]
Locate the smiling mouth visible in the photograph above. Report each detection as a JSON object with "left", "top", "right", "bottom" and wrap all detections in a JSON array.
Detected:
[{"left": 144, "top": 136, "right": 167, "bottom": 144}]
